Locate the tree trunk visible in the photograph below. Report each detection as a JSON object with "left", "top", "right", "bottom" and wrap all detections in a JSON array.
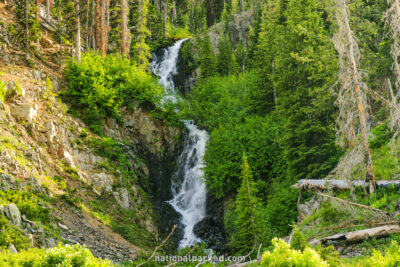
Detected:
[
  {"left": 121, "top": 0, "right": 129, "bottom": 57},
  {"left": 163, "top": 0, "right": 168, "bottom": 36},
  {"left": 85, "top": 0, "right": 90, "bottom": 51},
  {"left": 340, "top": 0, "right": 376, "bottom": 193},
  {"left": 172, "top": 0, "right": 176, "bottom": 22},
  {"left": 240, "top": 0, "right": 244, "bottom": 12},
  {"left": 75, "top": 0, "right": 81, "bottom": 62},
  {"left": 46, "top": 0, "right": 51, "bottom": 19},
  {"left": 100, "top": 0, "right": 106, "bottom": 56}
]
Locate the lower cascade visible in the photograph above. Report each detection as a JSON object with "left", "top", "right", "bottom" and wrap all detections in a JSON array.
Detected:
[{"left": 151, "top": 39, "right": 209, "bottom": 248}]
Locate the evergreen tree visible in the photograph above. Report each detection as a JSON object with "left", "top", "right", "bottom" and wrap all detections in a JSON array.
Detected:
[
  {"left": 232, "top": 154, "right": 261, "bottom": 254},
  {"left": 199, "top": 17, "right": 216, "bottom": 80},
  {"left": 132, "top": 0, "right": 151, "bottom": 69},
  {"left": 216, "top": 33, "right": 232, "bottom": 76},
  {"left": 230, "top": 53, "right": 240, "bottom": 75},
  {"left": 14, "top": 0, "right": 40, "bottom": 52}
]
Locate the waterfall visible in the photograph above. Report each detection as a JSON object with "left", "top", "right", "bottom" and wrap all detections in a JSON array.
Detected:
[{"left": 151, "top": 39, "right": 209, "bottom": 249}]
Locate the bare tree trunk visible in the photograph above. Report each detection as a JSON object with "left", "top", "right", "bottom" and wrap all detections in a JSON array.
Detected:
[
  {"left": 75, "top": 0, "right": 81, "bottom": 62},
  {"left": 335, "top": 0, "right": 376, "bottom": 193},
  {"left": 172, "top": 0, "right": 176, "bottom": 22},
  {"left": 240, "top": 0, "right": 244, "bottom": 12},
  {"left": 92, "top": 0, "right": 96, "bottom": 50},
  {"left": 46, "top": 0, "right": 51, "bottom": 19},
  {"left": 163, "top": 0, "right": 168, "bottom": 36},
  {"left": 100, "top": 0, "right": 106, "bottom": 56},
  {"left": 85, "top": 0, "right": 90, "bottom": 51},
  {"left": 121, "top": 0, "right": 130, "bottom": 57}
]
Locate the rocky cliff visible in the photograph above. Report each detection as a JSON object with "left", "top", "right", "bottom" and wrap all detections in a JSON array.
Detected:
[{"left": 0, "top": 2, "right": 182, "bottom": 262}]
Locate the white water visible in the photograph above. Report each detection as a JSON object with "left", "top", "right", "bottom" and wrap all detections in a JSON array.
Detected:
[
  {"left": 150, "top": 38, "right": 188, "bottom": 103},
  {"left": 151, "top": 39, "right": 209, "bottom": 249}
]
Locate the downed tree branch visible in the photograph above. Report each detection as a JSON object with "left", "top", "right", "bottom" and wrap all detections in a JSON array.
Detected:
[
  {"left": 226, "top": 243, "right": 263, "bottom": 267},
  {"left": 292, "top": 179, "right": 400, "bottom": 190},
  {"left": 310, "top": 224, "right": 400, "bottom": 245},
  {"left": 317, "top": 193, "right": 390, "bottom": 217},
  {"left": 137, "top": 224, "right": 177, "bottom": 267},
  {"left": 307, "top": 220, "right": 400, "bottom": 241},
  {"left": 164, "top": 244, "right": 199, "bottom": 267}
]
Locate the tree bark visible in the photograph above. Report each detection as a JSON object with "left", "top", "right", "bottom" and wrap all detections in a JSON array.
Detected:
[
  {"left": 74, "top": 0, "right": 81, "bottom": 62},
  {"left": 121, "top": 0, "right": 129, "bottom": 57},
  {"left": 100, "top": 0, "right": 106, "bottom": 56},
  {"left": 172, "top": 0, "right": 176, "bottom": 22},
  {"left": 163, "top": 0, "right": 168, "bottom": 36}
]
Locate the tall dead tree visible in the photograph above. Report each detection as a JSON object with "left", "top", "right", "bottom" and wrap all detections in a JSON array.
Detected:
[
  {"left": 384, "top": 0, "right": 400, "bottom": 139},
  {"left": 121, "top": 0, "right": 130, "bottom": 57},
  {"left": 333, "top": 0, "right": 376, "bottom": 193},
  {"left": 74, "top": 0, "right": 81, "bottom": 62}
]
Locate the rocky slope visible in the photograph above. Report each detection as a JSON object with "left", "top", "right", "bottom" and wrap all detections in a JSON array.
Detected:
[{"left": 0, "top": 2, "right": 181, "bottom": 262}]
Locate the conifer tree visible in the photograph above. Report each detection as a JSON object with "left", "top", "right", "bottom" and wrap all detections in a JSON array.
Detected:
[
  {"left": 230, "top": 53, "right": 240, "bottom": 75},
  {"left": 132, "top": 0, "right": 151, "bottom": 69},
  {"left": 216, "top": 33, "right": 232, "bottom": 76},
  {"left": 199, "top": 17, "right": 216, "bottom": 80},
  {"left": 232, "top": 154, "right": 261, "bottom": 254}
]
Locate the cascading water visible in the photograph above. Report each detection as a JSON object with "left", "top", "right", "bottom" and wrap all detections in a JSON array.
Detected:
[{"left": 151, "top": 39, "right": 209, "bottom": 249}]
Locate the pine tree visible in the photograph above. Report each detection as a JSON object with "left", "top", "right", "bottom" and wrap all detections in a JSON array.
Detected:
[
  {"left": 132, "top": 0, "right": 151, "bottom": 69},
  {"left": 199, "top": 17, "right": 216, "bottom": 80},
  {"left": 230, "top": 53, "right": 240, "bottom": 75},
  {"left": 216, "top": 33, "right": 232, "bottom": 76},
  {"left": 232, "top": 154, "right": 261, "bottom": 254}
]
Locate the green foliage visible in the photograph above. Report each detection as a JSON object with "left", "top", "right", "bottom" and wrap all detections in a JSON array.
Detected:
[
  {"left": 199, "top": 20, "right": 216, "bottom": 80},
  {"left": 290, "top": 228, "right": 307, "bottom": 252},
  {"left": 0, "top": 244, "right": 114, "bottom": 266},
  {"left": 64, "top": 53, "right": 163, "bottom": 131},
  {"left": 0, "top": 80, "right": 6, "bottom": 102},
  {"left": 0, "top": 190, "right": 50, "bottom": 223},
  {"left": 230, "top": 155, "right": 262, "bottom": 254},
  {"left": 260, "top": 238, "right": 329, "bottom": 267},
  {"left": 14, "top": 0, "right": 40, "bottom": 51},
  {"left": 367, "top": 240, "right": 400, "bottom": 267},
  {"left": 260, "top": 181, "right": 298, "bottom": 245},
  {"left": 0, "top": 215, "right": 31, "bottom": 251},
  {"left": 131, "top": 0, "right": 151, "bottom": 69}
]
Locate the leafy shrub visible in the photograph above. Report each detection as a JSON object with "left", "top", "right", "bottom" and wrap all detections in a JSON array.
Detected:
[
  {"left": 260, "top": 238, "right": 328, "bottom": 267},
  {"left": 0, "top": 80, "right": 6, "bottom": 102},
  {"left": 0, "top": 190, "right": 50, "bottom": 223},
  {"left": 367, "top": 240, "right": 400, "bottom": 266},
  {"left": 290, "top": 228, "right": 307, "bottom": 252},
  {"left": 64, "top": 53, "right": 163, "bottom": 130},
  {"left": 0, "top": 244, "right": 114, "bottom": 266},
  {"left": 0, "top": 215, "right": 31, "bottom": 251}
]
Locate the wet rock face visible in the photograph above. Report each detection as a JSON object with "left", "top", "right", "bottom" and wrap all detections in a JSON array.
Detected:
[
  {"left": 173, "top": 41, "right": 199, "bottom": 96},
  {"left": 193, "top": 193, "right": 227, "bottom": 253}
]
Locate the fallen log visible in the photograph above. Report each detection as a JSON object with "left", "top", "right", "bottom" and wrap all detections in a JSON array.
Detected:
[
  {"left": 292, "top": 179, "right": 400, "bottom": 190},
  {"left": 310, "top": 224, "right": 400, "bottom": 246}
]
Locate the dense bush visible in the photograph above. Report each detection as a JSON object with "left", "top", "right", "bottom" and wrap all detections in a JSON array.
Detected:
[
  {"left": 260, "top": 239, "right": 328, "bottom": 267},
  {"left": 0, "top": 244, "right": 114, "bottom": 266},
  {"left": 367, "top": 240, "right": 400, "bottom": 266},
  {"left": 0, "top": 215, "right": 31, "bottom": 251},
  {"left": 64, "top": 53, "right": 163, "bottom": 132},
  {"left": 0, "top": 190, "right": 50, "bottom": 223}
]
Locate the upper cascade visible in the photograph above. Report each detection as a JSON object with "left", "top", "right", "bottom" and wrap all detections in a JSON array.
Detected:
[{"left": 151, "top": 39, "right": 209, "bottom": 249}]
